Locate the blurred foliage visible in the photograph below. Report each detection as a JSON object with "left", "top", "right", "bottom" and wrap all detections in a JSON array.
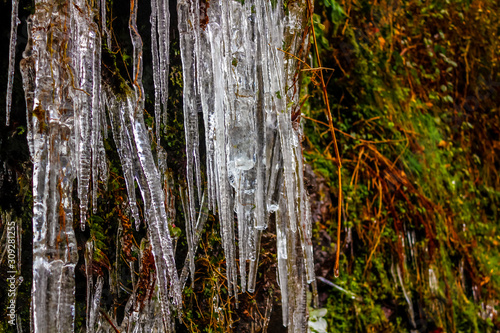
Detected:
[{"left": 303, "top": 0, "right": 500, "bottom": 331}]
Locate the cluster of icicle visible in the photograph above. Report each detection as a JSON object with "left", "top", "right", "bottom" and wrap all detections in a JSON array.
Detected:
[
  {"left": 177, "top": 0, "right": 314, "bottom": 330},
  {"left": 8, "top": 0, "right": 314, "bottom": 331},
  {"left": 16, "top": 0, "right": 179, "bottom": 331}
]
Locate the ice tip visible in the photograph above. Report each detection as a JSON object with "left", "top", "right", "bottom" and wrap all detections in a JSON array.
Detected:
[{"left": 80, "top": 211, "right": 87, "bottom": 231}]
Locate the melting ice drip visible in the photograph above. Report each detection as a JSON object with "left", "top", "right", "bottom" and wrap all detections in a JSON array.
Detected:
[{"left": 10, "top": 0, "right": 314, "bottom": 331}]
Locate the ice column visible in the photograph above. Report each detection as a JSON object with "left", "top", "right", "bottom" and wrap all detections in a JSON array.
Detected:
[{"left": 20, "top": 2, "right": 79, "bottom": 331}]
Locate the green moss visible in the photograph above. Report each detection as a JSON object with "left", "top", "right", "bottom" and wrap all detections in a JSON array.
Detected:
[
  {"left": 304, "top": 0, "right": 500, "bottom": 331},
  {"left": 101, "top": 46, "right": 134, "bottom": 99}
]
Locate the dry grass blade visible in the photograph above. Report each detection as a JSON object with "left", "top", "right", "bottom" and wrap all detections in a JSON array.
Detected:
[{"left": 307, "top": 0, "right": 343, "bottom": 277}]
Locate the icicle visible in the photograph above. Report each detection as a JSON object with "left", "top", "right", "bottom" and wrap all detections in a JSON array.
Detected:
[
  {"left": 75, "top": 6, "right": 96, "bottom": 230},
  {"left": 178, "top": 0, "right": 201, "bottom": 245},
  {"left": 247, "top": 229, "right": 262, "bottom": 293},
  {"left": 101, "top": 0, "right": 111, "bottom": 48},
  {"left": 276, "top": 203, "right": 289, "bottom": 326},
  {"left": 180, "top": 185, "right": 196, "bottom": 288},
  {"left": 91, "top": 21, "right": 102, "bottom": 216},
  {"left": 429, "top": 267, "right": 438, "bottom": 295},
  {"left": 286, "top": 201, "right": 307, "bottom": 332},
  {"left": 316, "top": 276, "right": 361, "bottom": 301},
  {"left": 266, "top": 135, "right": 282, "bottom": 215},
  {"left": 13, "top": 0, "right": 315, "bottom": 329},
  {"left": 88, "top": 276, "right": 104, "bottom": 333},
  {"left": 297, "top": 149, "right": 315, "bottom": 283},
  {"left": 254, "top": 41, "right": 267, "bottom": 231},
  {"left": 18, "top": 0, "right": 315, "bottom": 328},
  {"left": 115, "top": 0, "right": 183, "bottom": 318},
  {"left": 5, "top": 0, "right": 20, "bottom": 126},
  {"left": 397, "top": 260, "right": 416, "bottom": 329},
  {"left": 196, "top": 5, "right": 217, "bottom": 212},
  {"left": 129, "top": 0, "right": 149, "bottom": 232},
  {"left": 180, "top": 190, "right": 209, "bottom": 289},
  {"left": 235, "top": 185, "right": 249, "bottom": 291},
  {"left": 129, "top": 0, "right": 145, "bottom": 123},
  {"left": 19, "top": 17, "right": 35, "bottom": 158},
  {"left": 125, "top": 238, "right": 168, "bottom": 332},
  {"left": 157, "top": 0, "right": 170, "bottom": 117},
  {"left": 106, "top": 97, "right": 141, "bottom": 225},
  {"left": 208, "top": 18, "right": 239, "bottom": 298},
  {"left": 85, "top": 241, "right": 94, "bottom": 333},
  {"left": 150, "top": 0, "right": 162, "bottom": 151}
]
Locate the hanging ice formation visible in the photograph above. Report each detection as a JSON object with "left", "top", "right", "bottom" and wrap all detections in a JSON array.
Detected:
[
  {"left": 12, "top": 0, "right": 313, "bottom": 330},
  {"left": 18, "top": 0, "right": 179, "bottom": 331},
  {"left": 177, "top": 0, "right": 314, "bottom": 330},
  {"left": 5, "top": 0, "right": 19, "bottom": 127}
]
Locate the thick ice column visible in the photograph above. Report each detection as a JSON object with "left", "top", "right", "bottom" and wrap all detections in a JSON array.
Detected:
[{"left": 21, "top": 3, "right": 78, "bottom": 331}]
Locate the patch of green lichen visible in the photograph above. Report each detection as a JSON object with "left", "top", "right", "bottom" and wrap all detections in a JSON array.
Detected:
[{"left": 101, "top": 46, "right": 135, "bottom": 99}]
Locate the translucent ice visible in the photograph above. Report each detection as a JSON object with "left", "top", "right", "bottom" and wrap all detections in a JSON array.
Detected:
[{"left": 176, "top": 0, "right": 314, "bottom": 327}]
